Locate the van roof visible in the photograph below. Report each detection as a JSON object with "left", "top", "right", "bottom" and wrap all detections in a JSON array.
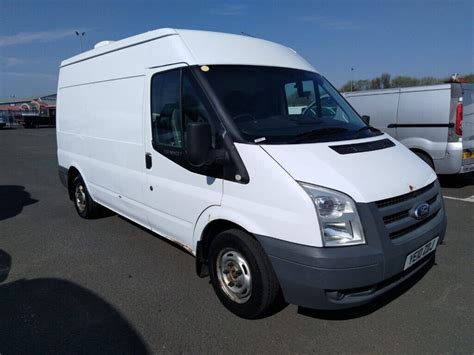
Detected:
[{"left": 60, "top": 28, "right": 316, "bottom": 73}]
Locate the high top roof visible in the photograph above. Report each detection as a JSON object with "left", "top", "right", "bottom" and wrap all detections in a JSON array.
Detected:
[{"left": 60, "top": 28, "right": 316, "bottom": 73}]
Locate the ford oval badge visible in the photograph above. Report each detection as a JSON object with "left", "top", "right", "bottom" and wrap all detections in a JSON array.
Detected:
[{"left": 413, "top": 202, "right": 430, "bottom": 220}]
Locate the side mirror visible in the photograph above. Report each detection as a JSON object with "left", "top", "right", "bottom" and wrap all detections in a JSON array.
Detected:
[
  {"left": 361, "top": 115, "right": 370, "bottom": 125},
  {"left": 187, "top": 122, "right": 212, "bottom": 167}
]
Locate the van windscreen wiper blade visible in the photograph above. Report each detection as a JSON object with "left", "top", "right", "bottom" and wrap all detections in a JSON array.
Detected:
[
  {"left": 355, "top": 125, "right": 380, "bottom": 133},
  {"left": 291, "top": 127, "right": 348, "bottom": 143}
]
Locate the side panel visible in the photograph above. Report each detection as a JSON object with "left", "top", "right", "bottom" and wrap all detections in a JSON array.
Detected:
[
  {"left": 397, "top": 87, "right": 450, "bottom": 160},
  {"left": 344, "top": 89, "right": 399, "bottom": 138},
  {"left": 57, "top": 73, "right": 148, "bottom": 226},
  {"left": 57, "top": 86, "right": 90, "bottom": 179}
]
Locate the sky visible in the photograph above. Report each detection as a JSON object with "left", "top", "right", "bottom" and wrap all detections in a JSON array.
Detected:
[{"left": 0, "top": 0, "right": 472, "bottom": 98}]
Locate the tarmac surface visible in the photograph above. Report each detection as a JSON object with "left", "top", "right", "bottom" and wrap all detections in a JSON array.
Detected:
[{"left": 0, "top": 127, "right": 473, "bottom": 353}]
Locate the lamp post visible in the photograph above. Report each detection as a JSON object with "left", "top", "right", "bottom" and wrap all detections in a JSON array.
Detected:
[
  {"left": 75, "top": 31, "right": 85, "bottom": 52},
  {"left": 350, "top": 67, "right": 354, "bottom": 92}
]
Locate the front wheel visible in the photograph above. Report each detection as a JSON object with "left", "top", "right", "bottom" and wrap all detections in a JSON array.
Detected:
[{"left": 208, "top": 229, "right": 282, "bottom": 319}]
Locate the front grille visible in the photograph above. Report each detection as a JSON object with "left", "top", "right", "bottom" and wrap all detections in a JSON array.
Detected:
[
  {"left": 382, "top": 192, "right": 439, "bottom": 225},
  {"left": 389, "top": 211, "right": 440, "bottom": 239},
  {"left": 383, "top": 209, "right": 410, "bottom": 224},
  {"left": 375, "top": 181, "right": 441, "bottom": 240},
  {"left": 376, "top": 182, "right": 435, "bottom": 209}
]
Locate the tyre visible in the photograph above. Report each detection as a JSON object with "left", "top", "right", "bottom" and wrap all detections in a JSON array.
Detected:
[
  {"left": 414, "top": 151, "right": 434, "bottom": 170},
  {"left": 72, "top": 176, "right": 102, "bottom": 219},
  {"left": 208, "top": 229, "right": 282, "bottom": 319}
]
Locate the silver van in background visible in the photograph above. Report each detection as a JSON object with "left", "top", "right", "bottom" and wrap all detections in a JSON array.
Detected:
[{"left": 343, "top": 83, "right": 474, "bottom": 174}]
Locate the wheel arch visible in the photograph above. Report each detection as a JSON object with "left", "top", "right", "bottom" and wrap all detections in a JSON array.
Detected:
[
  {"left": 66, "top": 164, "right": 90, "bottom": 200},
  {"left": 410, "top": 148, "right": 434, "bottom": 169},
  {"left": 194, "top": 208, "right": 263, "bottom": 278}
]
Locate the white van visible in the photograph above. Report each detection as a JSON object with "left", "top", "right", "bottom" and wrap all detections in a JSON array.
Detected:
[
  {"left": 57, "top": 29, "right": 446, "bottom": 318},
  {"left": 343, "top": 84, "right": 474, "bottom": 174}
]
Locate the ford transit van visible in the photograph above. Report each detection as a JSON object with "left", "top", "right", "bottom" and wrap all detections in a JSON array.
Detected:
[{"left": 57, "top": 29, "right": 446, "bottom": 318}]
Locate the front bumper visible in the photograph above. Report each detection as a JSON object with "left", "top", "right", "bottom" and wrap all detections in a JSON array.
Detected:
[{"left": 255, "top": 183, "right": 447, "bottom": 310}]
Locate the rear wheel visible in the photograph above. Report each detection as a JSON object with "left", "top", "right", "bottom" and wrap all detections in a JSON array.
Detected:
[
  {"left": 72, "top": 176, "right": 102, "bottom": 219},
  {"left": 208, "top": 229, "right": 282, "bottom": 319}
]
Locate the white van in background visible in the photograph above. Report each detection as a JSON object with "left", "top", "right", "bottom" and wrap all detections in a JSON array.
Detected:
[
  {"left": 343, "top": 84, "right": 474, "bottom": 174},
  {"left": 57, "top": 29, "right": 446, "bottom": 318}
]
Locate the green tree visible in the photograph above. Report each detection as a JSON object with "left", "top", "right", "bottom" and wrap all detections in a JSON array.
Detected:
[
  {"left": 339, "top": 73, "right": 473, "bottom": 92},
  {"left": 381, "top": 73, "right": 391, "bottom": 88},
  {"left": 460, "top": 74, "right": 474, "bottom": 83},
  {"left": 391, "top": 76, "right": 419, "bottom": 87},
  {"left": 370, "top": 77, "right": 382, "bottom": 89},
  {"left": 340, "top": 81, "right": 353, "bottom": 92},
  {"left": 354, "top": 79, "right": 370, "bottom": 91}
]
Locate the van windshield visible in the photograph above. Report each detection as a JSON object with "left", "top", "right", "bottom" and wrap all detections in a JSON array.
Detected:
[{"left": 200, "top": 65, "right": 382, "bottom": 144}]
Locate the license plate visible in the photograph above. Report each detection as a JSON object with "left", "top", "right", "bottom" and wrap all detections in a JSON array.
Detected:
[
  {"left": 404, "top": 237, "right": 439, "bottom": 270},
  {"left": 463, "top": 151, "right": 473, "bottom": 159}
]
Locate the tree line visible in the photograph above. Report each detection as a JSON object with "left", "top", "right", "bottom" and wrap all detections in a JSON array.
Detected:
[{"left": 339, "top": 73, "right": 474, "bottom": 92}]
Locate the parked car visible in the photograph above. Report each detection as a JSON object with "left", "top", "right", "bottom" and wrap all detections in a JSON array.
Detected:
[
  {"left": 57, "top": 28, "right": 446, "bottom": 318},
  {"left": 0, "top": 116, "right": 6, "bottom": 129},
  {"left": 343, "top": 84, "right": 474, "bottom": 174}
]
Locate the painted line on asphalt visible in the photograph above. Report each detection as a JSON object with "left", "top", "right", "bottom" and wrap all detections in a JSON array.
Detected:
[
  {"left": 24, "top": 132, "right": 49, "bottom": 137},
  {"left": 443, "top": 195, "right": 474, "bottom": 203}
]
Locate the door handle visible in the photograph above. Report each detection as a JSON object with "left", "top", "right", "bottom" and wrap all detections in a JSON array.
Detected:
[{"left": 145, "top": 153, "right": 152, "bottom": 169}]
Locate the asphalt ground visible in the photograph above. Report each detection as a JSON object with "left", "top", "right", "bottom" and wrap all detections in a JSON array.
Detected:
[{"left": 0, "top": 127, "right": 473, "bottom": 354}]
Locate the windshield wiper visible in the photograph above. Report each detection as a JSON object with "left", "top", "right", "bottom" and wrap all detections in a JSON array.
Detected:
[
  {"left": 290, "top": 127, "right": 348, "bottom": 143},
  {"left": 356, "top": 125, "right": 379, "bottom": 133},
  {"left": 354, "top": 125, "right": 381, "bottom": 137}
]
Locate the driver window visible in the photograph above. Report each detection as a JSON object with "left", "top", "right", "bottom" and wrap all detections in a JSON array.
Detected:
[
  {"left": 151, "top": 69, "right": 182, "bottom": 148},
  {"left": 285, "top": 80, "right": 315, "bottom": 115},
  {"left": 151, "top": 68, "right": 215, "bottom": 150},
  {"left": 182, "top": 70, "right": 214, "bottom": 146}
]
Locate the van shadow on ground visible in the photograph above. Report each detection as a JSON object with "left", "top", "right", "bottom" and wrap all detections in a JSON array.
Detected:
[
  {"left": 0, "top": 185, "right": 38, "bottom": 221},
  {"left": 0, "top": 249, "right": 149, "bottom": 354}
]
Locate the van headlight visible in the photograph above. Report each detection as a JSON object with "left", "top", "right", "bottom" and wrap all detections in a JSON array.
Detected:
[{"left": 299, "top": 182, "right": 365, "bottom": 247}]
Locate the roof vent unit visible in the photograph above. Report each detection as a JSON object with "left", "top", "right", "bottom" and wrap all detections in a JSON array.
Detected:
[{"left": 94, "top": 40, "right": 115, "bottom": 49}]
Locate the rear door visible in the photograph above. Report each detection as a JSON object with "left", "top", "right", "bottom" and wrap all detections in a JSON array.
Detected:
[
  {"left": 143, "top": 64, "right": 223, "bottom": 249},
  {"left": 461, "top": 84, "right": 474, "bottom": 166}
]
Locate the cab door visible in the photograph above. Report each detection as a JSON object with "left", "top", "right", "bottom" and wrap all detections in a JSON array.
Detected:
[{"left": 143, "top": 64, "right": 223, "bottom": 249}]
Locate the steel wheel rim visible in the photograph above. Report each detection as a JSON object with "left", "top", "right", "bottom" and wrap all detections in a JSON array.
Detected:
[
  {"left": 75, "top": 184, "right": 87, "bottom": 213},
  {"left": 216, "top": 248, "right": 252, "bottom": 304}
]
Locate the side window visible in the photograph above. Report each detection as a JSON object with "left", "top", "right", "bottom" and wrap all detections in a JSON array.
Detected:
[
  {"left": 150, "top": 68, "right": 215, "bottom": 150},
  {"left": 284, "top": 80, "right": 315, "bottom": 115},
  {"left": 151, "top": 70, "right": 182, "bottom": 147},
  {"left": 182, "top": 70, "right": 214, "bottom": 146}
]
